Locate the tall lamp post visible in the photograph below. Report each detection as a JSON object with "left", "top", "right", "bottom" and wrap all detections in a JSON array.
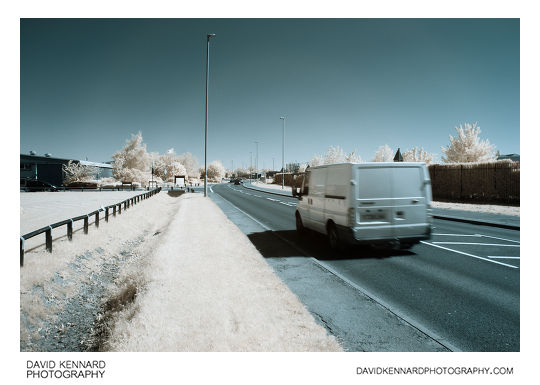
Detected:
[
  {"left": 204, "top": 33, "right": 216, "bottom": 197},
  {"left": 254, "top": 141, "right": 260, "bottom": 182},
  {"left": 280, "top": 116, "right": 285, "bottom": 189}
]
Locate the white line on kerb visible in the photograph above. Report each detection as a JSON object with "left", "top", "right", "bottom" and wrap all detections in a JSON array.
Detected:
[
  {"left": 421, "top": 241, "right": 518, "bottom": 269},
  {"left": 432, "top": 242, "right": 520, "bottom": 247},
  {"left": 209, "top": 186, "right": 214, "bottom": 193}
]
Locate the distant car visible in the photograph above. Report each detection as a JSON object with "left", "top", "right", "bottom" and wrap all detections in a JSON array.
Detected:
[
  {"left": 234, "top": 179, "right": 242, "bottom": 185},
  {"left": 23, "top": 180, "right": 58, "bottom": 192}
]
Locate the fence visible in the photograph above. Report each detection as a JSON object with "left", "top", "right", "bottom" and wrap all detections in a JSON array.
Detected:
[
  {"left": 428, "top": 162, "right": 519, "bottom": 205},
  {"left": 273, "top": 162, "right": 520, "bottom": 205},
  {"left": 20, "top": 187, "right": 162, "bottom": 267}
]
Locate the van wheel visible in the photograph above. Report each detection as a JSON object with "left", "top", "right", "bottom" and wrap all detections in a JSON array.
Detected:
[
  {"left": 295, "top": 212, "right": 305, "bottom": 235},
  {"left": 327, "top": 222, "right": 340, "bottom": 250}
]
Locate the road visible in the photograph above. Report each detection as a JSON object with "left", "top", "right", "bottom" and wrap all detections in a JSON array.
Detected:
[{"left": 209, "top": 182, "right": 520, "bottom": 352}]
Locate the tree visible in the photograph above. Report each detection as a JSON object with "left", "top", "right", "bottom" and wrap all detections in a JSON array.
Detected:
[
  {"left": 402, "top": 147, "right": 435, "bottom": 164},
  {"left": 309, "top": 154, "right": 324, "bottom": 167},
  {"left": 372, "top": 144, "right": 394, "bottom": 162},
  {"left": 177, "top": 152, "right": 200, "bottom": 179},
  {"left": 152, "top": 151, "right": 188, "bottom": 182},
  {"left": 112, "top": 132, "right": 151, "bottom": 184},
  {"left": 203, "top": 160, "right": 226, "bottom": 182},
  {"left": 324, "top": 145, "right": 346, "bottom": 164},
  {"left": 62, "top": 160, "right": 98, "bottom": 185},
  {"left": 441, "top": 122, "right": 496, "bottom": 163}
]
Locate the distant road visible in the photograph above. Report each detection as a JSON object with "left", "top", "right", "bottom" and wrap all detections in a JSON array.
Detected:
[{"left": 210, "top": 183, "right": 520, "bottom": 352}]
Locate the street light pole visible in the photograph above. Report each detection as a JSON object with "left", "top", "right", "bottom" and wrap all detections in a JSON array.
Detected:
[
  {"left": 280, "top": 116, "right": 285, "bottom": 189},
  {"left": 204, "top": 33, "right": 216, "bottom": 197},
  {"left": 250, "top": 152, "right": 252, "bottom": 183},
  {"left": 254, "top": 141, "right": 259, "bottom": 182}
]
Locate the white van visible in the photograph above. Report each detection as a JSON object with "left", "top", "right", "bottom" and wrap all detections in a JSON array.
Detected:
[{"left": 294, "top": 162, "right": 432, "bottom": 249}]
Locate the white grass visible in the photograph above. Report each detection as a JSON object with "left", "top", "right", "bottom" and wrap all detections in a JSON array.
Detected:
[
  {"left": 20, "top": 192, "right": 183, "bottom": 350},
  {"left": 20, "top": 192, "right": 341, "bottom": 351},
  {"left": 107, "top": 194, "right": 341, "bottom": 352},
  {"left": 251, "top": 182, "right": 520, "bottom": 216}
]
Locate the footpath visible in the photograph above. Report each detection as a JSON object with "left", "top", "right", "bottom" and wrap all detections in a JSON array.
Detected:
[
  {"left": 244, "top": 182, "right": 520, "bottom": 230},
  {"left": 105, "top": 193, "right": 341, "bottom": 352}
]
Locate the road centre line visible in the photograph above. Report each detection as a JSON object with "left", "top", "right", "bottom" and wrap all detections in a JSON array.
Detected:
[
  {"left": 420, "top": 241, "right": 518, "bottom": 269},
  {"left": 432, "top": 242, "right": 519, "bottom": 247},
  {"left": 487, "top": 256, "right": 520, "bottom": 259}
]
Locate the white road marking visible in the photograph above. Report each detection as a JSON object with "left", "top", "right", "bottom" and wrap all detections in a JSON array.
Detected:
[
  {"left": 432, "top": 242, "right": 519, "bottom": 247},
  {"left": 215, "top": 191, "right": 459, "bottom": 351},
  {"left": 487, "top": 256, "right": 520, "bottom": 259},
  {"left": 432, "top": 233, "right": 479, "bottom": 237},
  {"left": 477, "top": 234, "right": 520, "bottom": 244},
  {"left": 421, "top": 241, "right": 518, "bottom": 269},
  {"left": 209, "top": 186, "right": 214, "bottom": 193}
]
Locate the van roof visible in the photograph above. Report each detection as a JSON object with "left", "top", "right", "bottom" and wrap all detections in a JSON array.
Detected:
[{"left": 308, "top": 162, "right": 427, "bottom": 169}]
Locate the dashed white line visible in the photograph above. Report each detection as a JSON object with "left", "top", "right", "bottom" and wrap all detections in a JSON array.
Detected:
[{"left": 487, "top": 256, "right": 520, "bottom": 260}]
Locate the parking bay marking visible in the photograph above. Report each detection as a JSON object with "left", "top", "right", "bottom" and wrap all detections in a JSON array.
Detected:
[
  {"left": 432, "top": 242, "right": 520, "bottom": 247},
  {"left": 420, "top": 241, "right": 518, "bottom": 269}
]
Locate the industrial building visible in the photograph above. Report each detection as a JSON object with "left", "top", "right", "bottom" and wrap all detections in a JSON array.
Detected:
[{"left": 20, "top": 152, "right": 113, "bottom": 187}]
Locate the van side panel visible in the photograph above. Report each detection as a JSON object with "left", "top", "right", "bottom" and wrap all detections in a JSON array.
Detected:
[
  {"left": 324, "top": 164, "right": 350, "bottom": 228},
  {"left": 308, "top": 167, "right": 327, "bottom": 233}
]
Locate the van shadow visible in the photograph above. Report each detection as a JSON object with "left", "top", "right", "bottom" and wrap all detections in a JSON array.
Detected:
[{"left": 247, "top": 230, "right": 415, "bottom": 261}]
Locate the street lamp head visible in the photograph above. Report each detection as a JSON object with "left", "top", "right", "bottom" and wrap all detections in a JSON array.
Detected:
[
  {"left": 280, "top": 116, "right": 285, "bottom": 120},
  {"left": 208, "top": 33, "right": 216, "bottom": 39}
]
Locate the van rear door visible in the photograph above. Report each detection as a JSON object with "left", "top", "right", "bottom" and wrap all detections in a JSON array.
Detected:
[
  {"left": 355, "top": 167, "right": 393, "bottom": 240},
  {"left": 390, "top": 166, "right": 428, "bottom": 238}
]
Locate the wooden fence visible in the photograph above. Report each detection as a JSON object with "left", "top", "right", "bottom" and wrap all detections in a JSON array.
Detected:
[
  {"left": 273, "top": 162, "right": 520, "bottom": 205},
  {"left": 428, "top": 162, "right": 520, "bottom": 205},
  {"left": 20, "top": 187, "right": 161, "bottom": 267}
]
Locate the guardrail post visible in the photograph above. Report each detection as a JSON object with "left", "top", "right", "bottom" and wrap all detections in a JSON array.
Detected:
[
  {"left": 113, "top": 205, "right": 116, "bottom": 216},
  {"left": 84, "top": 216, "right": 89, "bottom": 234},
  {"left": 119, "top": 203, "right": 122, "bottom": 213},
  {"left": 46, "top": 227, "right": 52, "bottom": 252},
  {"left": 105, "top": 207, "right": 109, "bottom": 222},
  {"left": 20, "top": 237, "right": 24, "bottom": 267},
  {"left": 67, "top": 220, "right": 73, "bottom": 240},
  {"left": 95, "top": 212, "right": 99, "bottom": 228}
]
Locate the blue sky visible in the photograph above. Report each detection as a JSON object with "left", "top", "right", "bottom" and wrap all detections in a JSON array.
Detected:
[{"left": 20, "top": 18, "right": 519, "bottom": 169}]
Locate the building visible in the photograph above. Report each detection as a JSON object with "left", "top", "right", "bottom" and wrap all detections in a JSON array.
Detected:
[
  {"left": 20, "top": 153, "right": 113, "bottom": 187},
  {"left": 497, "top": 153, "right": 520, "bottom": 162}
]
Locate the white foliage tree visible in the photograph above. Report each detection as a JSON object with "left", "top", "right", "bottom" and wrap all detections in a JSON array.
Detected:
[
  {"left": 345, "top": 151, "right": 363, "bottom": 163},
  {"left": 324, "top": 145, "right": 346, "bottom": 164},
  {"left": 177, "top": 152, "right": 200, "bottom": 179},
  {"left": 372, "top": 144, "right": 394, "bottom": 162},
  {"left": 402, "top": 147, "right": 435, "bottom": 164},
  {"left": 206, "top": 160, "right": 226, "bottom": 182},
  {"left": 441, "top": 122, "right": 496, "bottom": 163},
  {"left": 309, "top": 154, "right": 324, "bottom": 167},
  {"left": 62, "top": 160, "right": 98, "bottom": 185},
  {"left": 152, "top": 151, "right": 188, "bottom": 182},
  {"left": 112, "top": 132, "right": 151, "bottom": 184}
]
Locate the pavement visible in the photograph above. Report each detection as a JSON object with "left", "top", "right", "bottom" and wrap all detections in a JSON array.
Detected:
[{"left": 241, "top": 182, "right": 520, "bottom": 231}]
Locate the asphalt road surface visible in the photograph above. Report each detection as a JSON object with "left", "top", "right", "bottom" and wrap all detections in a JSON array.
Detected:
[{"left": 209, "top": 182, "right": 519, "bottom": 352}]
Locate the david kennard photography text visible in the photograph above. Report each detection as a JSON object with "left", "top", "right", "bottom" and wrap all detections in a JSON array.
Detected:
[{"left": 27, "top": 360, "right": 106, "bottom": 379}]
